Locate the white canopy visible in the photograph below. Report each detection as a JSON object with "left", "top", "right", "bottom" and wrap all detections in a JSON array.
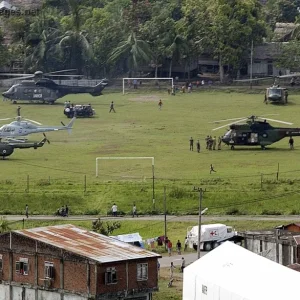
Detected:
[
  {"left": 111, "top": 232, "right": 143, "bottom": 243},
  {"left": 183, "top": 241, "right": 300, "bottom": 300}
]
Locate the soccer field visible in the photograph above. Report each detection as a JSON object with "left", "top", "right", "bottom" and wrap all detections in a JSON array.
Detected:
[{"left": 1, "top": 88, "right": 300, "bottom": 216}]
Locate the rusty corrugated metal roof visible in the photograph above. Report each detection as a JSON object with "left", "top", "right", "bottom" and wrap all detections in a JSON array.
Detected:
[{"left": 14, "top": 224, "right": 161, "bottom": 263}]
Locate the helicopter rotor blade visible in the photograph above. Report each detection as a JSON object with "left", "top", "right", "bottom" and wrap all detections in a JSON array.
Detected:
[
  {"left": 0, "top": 118, "right": 13, "bottom": 121},
  {"left": 261, "top": 118, "right": 293, "bottom": 125},
  {"left": 47, "top": 69, "right": 78, "bottom": 74},
  {"left": 24, "top": 118, "right": 42, "bottom": 125},
  {"left": 212, "top": 118, "right": 248, "bottom": 131},
  {"left": 210, "top": 117, "right": 247, "bottom": 124},
  {"left": 43, "top": 133, "right": 50, "bottom": 144}
]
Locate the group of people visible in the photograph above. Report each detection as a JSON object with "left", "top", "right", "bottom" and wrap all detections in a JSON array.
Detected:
[
  {"left": 189, "top": 136, "right": 223, "bottom": 152},
  {"left": 205, "top": 135, "right": 222, "bottom": 150},
  {"left": 55, "top": 205, "right": 69, "bottom": 217},
  {"left": 111, "top": 203, "right": 138, "bottom": 217}
]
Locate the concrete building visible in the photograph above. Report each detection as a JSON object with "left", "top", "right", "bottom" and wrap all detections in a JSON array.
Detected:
[
  {"left": 183, "top": 241, "right": 300, "bottom": 300},
  {"left": 0, "top": 224, "right": 161, "bottom": 300},
  {"left": 239, "top": 229, "right": 300, "bottom": 266}
]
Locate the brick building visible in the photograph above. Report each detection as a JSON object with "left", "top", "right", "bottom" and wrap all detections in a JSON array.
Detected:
[{"left": 0, "top": 224, "right": 161, "bottom": 300}]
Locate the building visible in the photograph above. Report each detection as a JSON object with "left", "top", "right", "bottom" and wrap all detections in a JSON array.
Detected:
[
  {"left": 0, "top": 224, "right": 161, "bottom": 300},
  {"left": 276, "top": 223, "right": 300, "bottom": 232},
  {"left": 239, "top": 229, "right": 300, "bottom": 266},
  {"left": 183, "top": 241, "right": 300, "bottom": 300}
]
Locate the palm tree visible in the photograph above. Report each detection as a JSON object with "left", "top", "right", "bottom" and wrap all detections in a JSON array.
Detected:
[
  {"left": 25, "top": 7, "right": 62, "bottom": 72},
  {"left": 58, "top": 0, "right": 92, "bottom": 73},
  {"left": 108, "top": 31, "right": 152, "bottom": 77},
  {"left": 166, "top": 35, "right": 188, "bottom": 77}
]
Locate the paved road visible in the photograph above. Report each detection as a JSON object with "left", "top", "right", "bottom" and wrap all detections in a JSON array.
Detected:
[
  {"left": 3, "top": 214, "right": 300, "bottom": 222},
  {"left": 159, "top": 252, "right": 204, "bottom": 268}
]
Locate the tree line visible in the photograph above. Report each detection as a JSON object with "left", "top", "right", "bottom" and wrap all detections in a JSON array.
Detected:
[{"left": 0, "top": 0, "right": 299, "bottom": 82}]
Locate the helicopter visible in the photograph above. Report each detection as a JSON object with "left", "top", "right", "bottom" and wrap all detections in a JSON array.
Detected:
[
  {"left": 233, "top": 73, "right": 300, "bottom": 105},
  {"left": 0, "top": 108, "right": 75, "bottom": 141},
  {"left": 0, "top": 135, "right": 49, "bottom": 159},
  {"left": 212, "top": 115, "right": 300, "bottom": 150},
  {"left": 1, "top": 70, "right": 107, "bottom": 104}
]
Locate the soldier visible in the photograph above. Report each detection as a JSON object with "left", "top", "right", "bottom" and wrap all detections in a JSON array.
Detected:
[
  {"left": 285, "top": 89, "right": 288, "bottom": 102},
  {"left": 190, "top": 137, "right": 194, "bottom": 151},
  {"left": 17, "top": 106, "right": 21, "bottom": 117},
  {"left": 218, "top": 136, "right": 222, "bottom": 150},
  {"left": 210, "top": 164, "right": 216, "bottom": 174},
  {"left": 289, "top": 136, "right": 294, "bottom": 149},
  {"left": 212, "top": 136, "right": 217, "bottom": 150},
  {"left": 205, "top": 135, "right": 210, "bottom": 149},
  {"left": 109, "top": 101, "right": 116, "bottom": 113},
  {"left": 208, "top": 136, "right": 213, "bottom": 150},
  {"left": 196, "top": 140, "right": 200, "bottom": 153}
]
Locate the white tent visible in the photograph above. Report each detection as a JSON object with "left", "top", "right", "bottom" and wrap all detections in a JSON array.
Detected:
[{"left": 183, "top": 241, "right": 300, "bottom": 300}]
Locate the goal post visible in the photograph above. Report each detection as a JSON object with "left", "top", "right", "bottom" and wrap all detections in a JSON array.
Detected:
[
  {"left": 122, "top": 78, "right": 174, "bottom": 94},
  {"left": 95, "top": 157, "right": 156, "bottom": 207}
]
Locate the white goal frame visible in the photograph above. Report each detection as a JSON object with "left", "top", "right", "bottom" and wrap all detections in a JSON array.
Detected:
[
  {"left": 122, "top": 78, "right": 174, "bottom": 94},
  {"left": 96, "top": 156, "right": 156, "bottom": 207}
]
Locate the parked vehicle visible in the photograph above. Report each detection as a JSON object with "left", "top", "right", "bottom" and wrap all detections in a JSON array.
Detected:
[
  {"left": 186, "top": 223, "right": 243, "bottom": 251},
  {"left": 64, "top": 104, "right": 95, "bottom": 118}
]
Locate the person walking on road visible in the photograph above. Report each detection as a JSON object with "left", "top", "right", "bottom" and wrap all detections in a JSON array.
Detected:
[{"left": 181, "top": 257, "right": 186, "bottom": 273}]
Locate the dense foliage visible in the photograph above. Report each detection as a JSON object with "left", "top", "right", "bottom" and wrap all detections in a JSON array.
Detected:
[{"left": 2, "top": 0, "right": 300, "bottom": 80}]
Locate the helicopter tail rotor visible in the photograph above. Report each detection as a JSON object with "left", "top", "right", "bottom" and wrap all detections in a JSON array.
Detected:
[{"left": 43, "top": 133, "right": 50, "bottom": 144}]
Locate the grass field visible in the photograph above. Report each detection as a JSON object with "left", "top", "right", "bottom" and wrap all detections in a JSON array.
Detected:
[{"left": 2, "top": 86, "right": 300, "bottom": 215}]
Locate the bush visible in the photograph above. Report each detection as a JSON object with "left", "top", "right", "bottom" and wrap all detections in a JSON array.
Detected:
[
  {"left": 169, "top": 187, "right": 186, "bottom": 199},
  {"left": 261, "top": 209, "right": 282, "bottom": 215}
]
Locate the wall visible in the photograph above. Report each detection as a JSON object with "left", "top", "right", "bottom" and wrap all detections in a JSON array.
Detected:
[
  {"left": 97, "top": 258, "right": 158, "bottom": 298},
  {"left": 0, "top": 284, "right": 89, "bottom": 300},
  {"left": 244, "top": 236, "right": 296, "bottom": 266}
]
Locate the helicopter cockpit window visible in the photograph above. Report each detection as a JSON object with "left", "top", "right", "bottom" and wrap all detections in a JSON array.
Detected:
[
  {"left": 268, "top": 88, "right": 282, "bottom": 96},
  {"left": 7, "top": 86, "right": 16, "bottom": 93}
]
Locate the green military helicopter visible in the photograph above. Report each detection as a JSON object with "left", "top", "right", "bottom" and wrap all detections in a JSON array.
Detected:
[
  {"left": 212, "top": 115, "right": 299, "bottom": 149},
  {"left": 1, "top": 70, "right": 107, "bottom": 104},
  {"left": 0, "top": 135, "right": 49, "bottom": 159}
]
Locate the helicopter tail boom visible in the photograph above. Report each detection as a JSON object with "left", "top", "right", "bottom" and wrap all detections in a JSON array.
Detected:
[{"left": 66, "top": 117, "right": 76, "bottom": 134}]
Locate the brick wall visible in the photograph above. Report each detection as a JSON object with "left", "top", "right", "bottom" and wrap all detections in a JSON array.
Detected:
[
  {"left": 0, "top": 252, "right": 9, "bottom": 281},
  {"left": 37, "top": 256, "right": 61, "bottom": 289},
  {"left": 64, "top": 260, "right": 88, "bottom": 294},
  {"left": 97, "top": 258, "right": 158, "bottom": 295},
  {"left": 12, "top": 253, "right": 35, "bottom": 285}
]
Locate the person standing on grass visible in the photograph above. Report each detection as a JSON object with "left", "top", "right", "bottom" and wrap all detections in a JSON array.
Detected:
[
  {"left": 112, "top": 203, "right": 118, "bottom": 216},
  {"left": 197, "top": 140, "right": 200, "bottom": 153},
  {"left": 132, "top": 203, "right": 137, "bottom": 217},
  {"left": 176, "top": 240, "right": 182, "bottom": 255},
  {"left": 167, "top": 240, "right": 173, "bottom": 256},
  {"left": 25, "top": 204, "right": 29, "bottom": 218},
  {"left": 158, "top": 99, "right": 163, "bottom": 110},
  {"left": 190, "top": 137, "right": 194, "bottom": 151},
  {"left": 109, "top": 101, "right": 116, "bottom": 113},
  {"left": 170, "top": 262, "right": 176, "bottom": 279}
]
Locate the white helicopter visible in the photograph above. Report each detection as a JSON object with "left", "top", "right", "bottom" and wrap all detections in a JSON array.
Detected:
[{"left": 0, "top": 107, "right": 75, "bottom": 141}]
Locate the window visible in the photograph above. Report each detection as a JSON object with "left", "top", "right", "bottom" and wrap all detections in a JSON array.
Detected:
[
  {"left": 44, "top": 262, "right": 54, "bottom": 279},
  {"left": 0, "top": 254, "right": 2, "bottom": 271},
  {"left": 137, "top": 263, "right": 148, "bottom": 281},
  {"left": 16, "top": 258, "right": 28, "bottom": 275},
  {"left": 105, "top": 267, "right": 117, "bottom": 284}
]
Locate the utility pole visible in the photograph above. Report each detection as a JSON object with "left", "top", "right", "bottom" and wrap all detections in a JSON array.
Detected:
[
  {"left": 250, "top": 39, "right": 253, "bottom": 89},
  {"left": 164, "top": 187, "right": 167, "bottom": 249},
  {"left": 194, "top": 187, "right": 204, "bottom": 259}
]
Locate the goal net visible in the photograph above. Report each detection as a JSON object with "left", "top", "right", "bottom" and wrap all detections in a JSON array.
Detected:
[{"left": 122, "top": 78, "right": 173, "bottom": 94}]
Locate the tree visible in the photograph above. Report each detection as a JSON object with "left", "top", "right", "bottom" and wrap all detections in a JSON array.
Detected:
[
  {"left": 182, "top": 0, "right": 267, "bottom": 82},
  {"left": 0, "top": 217, "right": 10, "bottom": 233},
  {"left": 24, "top": 7, "right": 62, "bottom": 72},
  {"left": 108, "top": 31, "right": 152, "bottom": 77},
  {"left": 276, "top": 41, "right": 300, "bottom": 70},
  {"left": 58, "top": 0, "right": 92, "bottom": 73},
  {"left": 92, "top": 218, "right": 121, "bottom": 236}
]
